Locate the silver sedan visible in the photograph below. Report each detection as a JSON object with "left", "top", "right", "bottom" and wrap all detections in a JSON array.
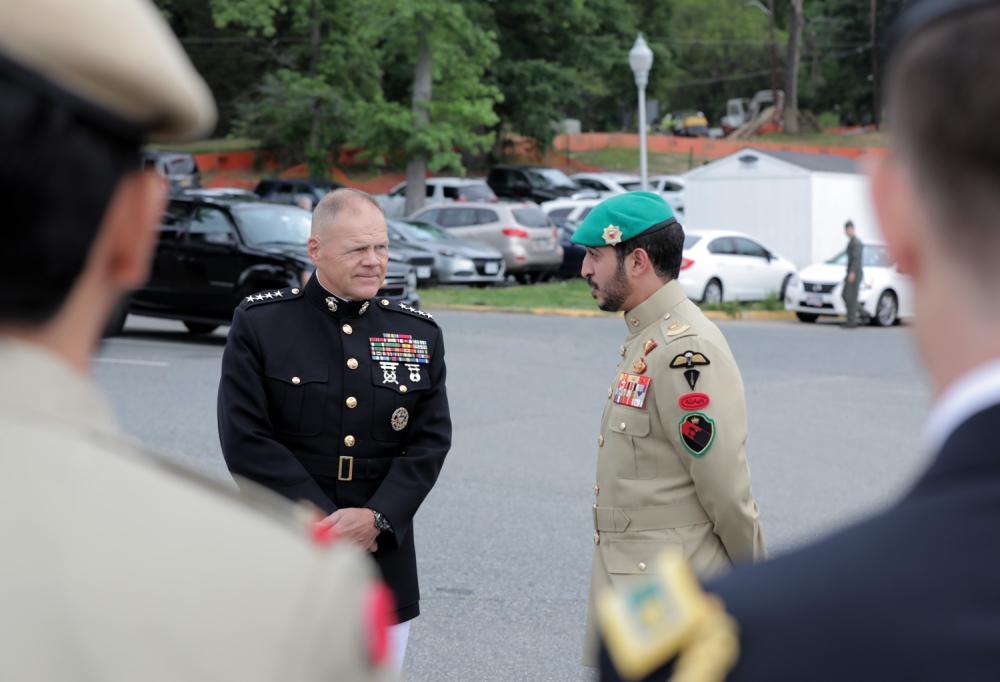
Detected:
[{"left": 387, "top": 219, "right": 506, "bottom": 285}]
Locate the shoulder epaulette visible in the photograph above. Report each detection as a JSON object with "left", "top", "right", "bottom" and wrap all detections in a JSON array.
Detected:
[
  {"left": 377, "top": 298, "right": 439, "bottom": 326},
  {"left": 240, "top": 286, "right": 303, "bottom": 310}
]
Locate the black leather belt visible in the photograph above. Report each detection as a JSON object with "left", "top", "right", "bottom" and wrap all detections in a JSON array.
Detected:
[{"left": 295, "top": 453, "right": 393, "bottom": 481}]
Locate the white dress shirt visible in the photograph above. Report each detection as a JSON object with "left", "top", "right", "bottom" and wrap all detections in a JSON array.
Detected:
[{"left": 924, "top": 356, "right": 1000, "bottom": 452}]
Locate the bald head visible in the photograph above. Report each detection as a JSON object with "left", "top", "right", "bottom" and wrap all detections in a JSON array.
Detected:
[{"left": 312, "top": 188, "right": 385, "bottom": 238}]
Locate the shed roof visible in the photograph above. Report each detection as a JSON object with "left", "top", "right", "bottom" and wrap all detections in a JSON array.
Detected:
[{"left": 758, "top": 149, "right": 859, "bottom": 174}]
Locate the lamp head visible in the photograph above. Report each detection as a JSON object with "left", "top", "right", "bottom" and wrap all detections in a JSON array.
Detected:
[{"left": 629, "top": 34, "right": 654, "bottom": 88}]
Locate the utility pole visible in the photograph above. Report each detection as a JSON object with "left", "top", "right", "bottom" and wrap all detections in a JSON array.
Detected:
[
  {"left": 768, "top": 0, "right": 777, "bottom": 119},
  {"left": 871, "top": 0, "right": 880, "bottom": 130}
]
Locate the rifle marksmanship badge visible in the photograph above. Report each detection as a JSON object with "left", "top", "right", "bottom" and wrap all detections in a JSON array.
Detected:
[
  {"left": 679, "top": 412, "right": 715, "bottom": 457},
  {"left": 613, "top": 373, "right": 650, "bottom": 409},
  {"left": 391, "top": 407, "right": 409, "bottom": 431}
]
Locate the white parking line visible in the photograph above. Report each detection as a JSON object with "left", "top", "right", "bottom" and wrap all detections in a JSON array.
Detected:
[{"left": 93, "top": 358, "right": 169, "bottom": 367}]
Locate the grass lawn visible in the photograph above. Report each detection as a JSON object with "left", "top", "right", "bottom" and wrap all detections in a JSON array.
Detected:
[
  {"left": 420, "top": 280, "right": 599, "bottom": 310},
  {"left": 147, "top": 138, "right": 261, "bottom": 154},
  {"left": 566, "top": 147, "right": 712, "bottom": 175},
  {"left": 420, "top": 281, "right": 786, "bottom": 316},
  {"left": 757, "top": 130, "right": 889, "bottom": 148}
]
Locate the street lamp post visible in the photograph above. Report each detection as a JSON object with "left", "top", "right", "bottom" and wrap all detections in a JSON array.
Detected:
[{"left": 629, "top": 34, "right": 654, "bottom": 191}]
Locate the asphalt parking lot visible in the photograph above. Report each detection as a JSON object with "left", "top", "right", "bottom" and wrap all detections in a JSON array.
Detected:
[{"left": 94, "top": 311, "right": 932, "bottom": 682}]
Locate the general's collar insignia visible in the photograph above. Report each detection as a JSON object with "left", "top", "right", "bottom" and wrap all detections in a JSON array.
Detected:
[
  {"left": 613, "top": 372, "right": 650, "bottom": 409},
  {"left": 326, "top": 297, "right": 338, "bottom": 312},
  {"left": 643, "top": 339, "right": 657, "bottom": 355},
  {"left": 667, "top": 324, "right": 691, "bottom": 337},
  {"left": 245, "top": 289, "right": 297, "bottom": 306},
  {"left": 670, "top": 351, "right": 711, "bottom": 369},
  {"left": 668, "top": 321, "right": 679, "bottom": 329},
  {"left": 603, "top": 225, "right": 622, "bottom": 245},
  {"left": 631, "top": 358, "right": 647, "bottom": 375},
  {"left": 359, "top": 301, "right": 370, "bottom": 316},
  {"left": 679, "top": 412, "right": 715, "bottom": 457}
]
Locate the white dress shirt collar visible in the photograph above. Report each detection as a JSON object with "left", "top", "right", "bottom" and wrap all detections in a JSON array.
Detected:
[{"left": 924, "top": 356, "right": 1000, "bottom": 452}]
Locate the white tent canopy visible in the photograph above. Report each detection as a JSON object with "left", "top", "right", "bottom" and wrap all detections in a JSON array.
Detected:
[{"left": 682, "top": 148, "right": 881, "bottom": 268}]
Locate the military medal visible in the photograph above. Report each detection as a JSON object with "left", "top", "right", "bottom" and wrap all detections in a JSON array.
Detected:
[
  {"left": 613, "top": 373, "right": 650, "bottom": 409},
  {"left": 643, "top": 339, "right": 657, "bottom": 356},
  {"left": 631, "top": 358, "right": 647, "bottom": 375},
  {"left": 391, "top": 407, "right": 409, "bottom": 431},
  {"left": 679, "top": 413, "right": 715, "bottom": 456}
]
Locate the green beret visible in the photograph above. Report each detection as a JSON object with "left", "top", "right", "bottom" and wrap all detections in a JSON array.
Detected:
[{"left": 571, "top": 191, "right": 676, "bottom": 247}]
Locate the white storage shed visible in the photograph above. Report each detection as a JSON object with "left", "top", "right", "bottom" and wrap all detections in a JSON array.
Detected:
[{"left": 682, "top": 149, "right": 880, "bottom": 268}]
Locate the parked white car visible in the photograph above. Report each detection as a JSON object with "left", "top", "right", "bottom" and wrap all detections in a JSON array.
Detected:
[
  {"left": 375, "top": 177, "right": 496, "bottom": 218},
  {"left": 570, "top": 172, "right": 639, "bottom": 197},
  {"left": 785, "top": 243, "right": 914, "bottom": 326},
  {"left": 679, "top": 230, "right": 797, "bottom": 303},
  {"left": 539, "top": 198, "right": 601, "bottom": 225},
  {"left": 645, "top": 175, "right": 686, "bottom": 215}
]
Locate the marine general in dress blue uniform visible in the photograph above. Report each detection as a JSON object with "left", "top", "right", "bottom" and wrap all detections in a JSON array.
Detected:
[{"left": 218, "top": 188, "right": 450, "bottom": 669}]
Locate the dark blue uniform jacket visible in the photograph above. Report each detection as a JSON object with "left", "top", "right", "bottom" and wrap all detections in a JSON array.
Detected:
[
  {"left": 602, "top": 403, "right": 1000, "bottom": 680},
  {"left": 218, "top": 275, "right": 451, "bottom": 622}
]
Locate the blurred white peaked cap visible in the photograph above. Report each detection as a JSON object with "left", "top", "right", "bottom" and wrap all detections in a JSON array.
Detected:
[{"left": 0, "top": 0, "right": 216, "bottom": 141}]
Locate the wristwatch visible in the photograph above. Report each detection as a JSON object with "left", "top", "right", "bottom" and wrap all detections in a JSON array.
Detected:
[{"left": 371, "top": 509, "right": 392, "bottom": 534}]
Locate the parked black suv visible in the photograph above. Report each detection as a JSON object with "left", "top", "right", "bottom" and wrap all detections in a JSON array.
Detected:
[
  {"left": 141, "top": 150, "right": 201, "bottom": 193},
  {"left": 486, "top": 165, "right": 599, "bottom": 204},
  {"left": 106, "top": 195, "right": 419, "bottom": 335},
  {"left": 253, "top": 178, "right": 344, "bottom": 210}
]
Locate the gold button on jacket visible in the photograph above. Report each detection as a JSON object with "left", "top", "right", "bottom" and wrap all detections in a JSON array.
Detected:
[{"left": 583, "top": 280, "right": 766, "bottom": 667}]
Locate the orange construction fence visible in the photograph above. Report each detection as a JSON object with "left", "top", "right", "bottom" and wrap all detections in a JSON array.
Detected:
[{"left": 551, "top": 132, "right": 891, "bottom": 162}]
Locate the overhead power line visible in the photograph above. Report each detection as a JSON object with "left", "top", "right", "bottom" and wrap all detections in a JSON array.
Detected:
[
  {"left": 666, "top": 46, "right": 870, "bottom": 88},
  {"left": 647, "top": 37, "right": 870, "bottom": 47}
]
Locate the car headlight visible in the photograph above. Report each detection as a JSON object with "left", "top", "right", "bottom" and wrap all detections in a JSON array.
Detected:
[
  {"left": 788, "top": 274, "right": 800, "bottom": 288},
  {"left": 439, "top": 249, "right": 456, "bottom": 257}
]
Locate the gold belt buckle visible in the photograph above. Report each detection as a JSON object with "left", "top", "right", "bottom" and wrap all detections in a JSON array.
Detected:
[{"left": 338, "top": 455, "right": 354, "bottom": 481}]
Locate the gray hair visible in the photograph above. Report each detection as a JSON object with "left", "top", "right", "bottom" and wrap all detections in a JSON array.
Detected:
[{"left": 311, "top": 187, "right": 385, "bottom": 237}]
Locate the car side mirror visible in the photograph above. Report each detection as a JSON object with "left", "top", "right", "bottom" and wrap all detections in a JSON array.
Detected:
[{"left": 204, "top": 231, "right": 236, "bottom": 247}]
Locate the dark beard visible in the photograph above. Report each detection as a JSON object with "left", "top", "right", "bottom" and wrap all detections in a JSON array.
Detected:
[{"left": 589, "top": 261, "right": 631, "bottom": 312}]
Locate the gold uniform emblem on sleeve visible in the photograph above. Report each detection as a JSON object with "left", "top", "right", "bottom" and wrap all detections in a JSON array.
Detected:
[{"left": 391, "top": 407, "right": 410, "bottom": 431}]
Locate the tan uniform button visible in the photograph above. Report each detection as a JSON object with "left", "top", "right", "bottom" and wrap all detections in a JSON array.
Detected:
[
  {"left": 620, "top": 422, "right": 627, "bottom": 431},
  {"left": 593, "top": 532, "right": 600, "bottom": 545},
  {"left": 347, "top": 358, "right": 358, "bottom": 369},
  {"left": 342, "top": 324, "right": 353, "bottom": 335},
  {"left": 607, "top": 387, "right": 612, "bottom": 399},
  {"left": 619, "top": 345, "right": 625, "bottom": 356},
  {"left": 346, "top": 397, "right": 357, "bottom": 408},
  {"left": 630, "top": 317, "right": 640, "bottom": 326},
  {"left": 638, "top": 562, "right": 646, "bottom": 572},
  {"left": 598, "top": 434, "right": 604, "bottom": 447},
  {"left": 400, "top": 385, "right": 408, "bottom": 393},
  {"left": 593, "top": 484, "right": 599, "bottom": 495},
  {"left": 344, "top": 435, "right": 356, "bottom": 447},
  {"left": 291, "top": 376, "right": 301, "bottom": 385}
]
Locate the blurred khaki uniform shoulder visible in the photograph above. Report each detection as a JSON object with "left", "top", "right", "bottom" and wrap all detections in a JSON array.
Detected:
[
  {"left": 583, "top": 280, "right": 765, "bottom": 666},
  {"left": 0, "top": 339, "right": 393, "bottom": 682}
]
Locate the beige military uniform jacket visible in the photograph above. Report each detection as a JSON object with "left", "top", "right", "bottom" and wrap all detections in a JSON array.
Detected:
[
  {"left": 583, "top": 280, "right": 765, "bottom": 665},
  {"left": 0, "top": 338, "right": 394, "bottom": 682}
]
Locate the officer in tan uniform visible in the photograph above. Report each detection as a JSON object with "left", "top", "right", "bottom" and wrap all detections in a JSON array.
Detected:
[
  {"left": 575, "top": 192, "right": 766, "bottom": 667},
  {"left": 0, "top": 2, "right": 394, "bottom": 680}
]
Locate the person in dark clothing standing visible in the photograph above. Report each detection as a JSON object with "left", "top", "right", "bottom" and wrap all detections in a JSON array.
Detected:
[
  {"left": 842, "top": 220, "right": 864, "bottom": 328},
  {"left": 218, "top": 188, "right": 451, "bottom": 675},
  {"left": 596, "top": 1, "right": 1000, "bottom": 680}
]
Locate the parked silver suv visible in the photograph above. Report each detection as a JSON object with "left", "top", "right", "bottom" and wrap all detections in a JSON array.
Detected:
[{"left": 409, "top": 202, "right": 563, "bottom": 282}]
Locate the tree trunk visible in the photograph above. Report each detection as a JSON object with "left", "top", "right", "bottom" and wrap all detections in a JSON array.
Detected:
[
  {"left": 405, "top": 44, "right": 433, "bottom": 217},
  {"left": 307, "top": 0, "right": 323, "bottom": 177},
  {"left": 784, "top": 0, "right": 805, "bottom": 134}
]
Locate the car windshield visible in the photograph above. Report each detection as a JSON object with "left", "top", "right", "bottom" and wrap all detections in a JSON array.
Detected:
[
  {"left": 826, "top": 244, "right": 895, "bottom": 267},
  {"left": 232, "top": 204, "right": 312, "bottom": 246},
  {"left": 395, "top": 221, "right": 455, "bottom": 241},
  {"left": 512, "top": 207, "right": 552, "bottom": 227},
  {"left": 683, "top": 235, "right": 702, "bottom": 249},
  {"left": 458, "top": 184, "right": 494, "bottom": 200},
  {"left": 525, "top": 168, "right": 578, "bottom": 189}
]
